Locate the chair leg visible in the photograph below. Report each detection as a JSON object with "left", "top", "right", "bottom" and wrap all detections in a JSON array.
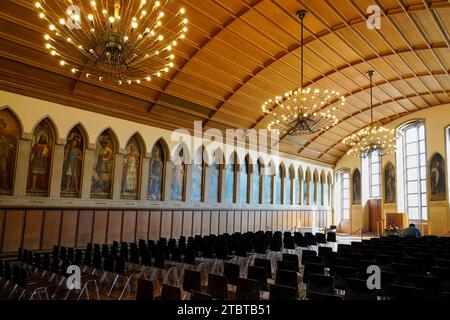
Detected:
[
  {"left": 107, "top": 274, "right": 120, "bottom": 296},
  {"left": 118, "top": 276, "right": 132, "bottom": 300}
]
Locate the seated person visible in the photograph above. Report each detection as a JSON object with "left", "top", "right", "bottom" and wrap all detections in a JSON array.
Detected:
[{"left": 403, "top": 223, "right": 421, "bottom": 238}]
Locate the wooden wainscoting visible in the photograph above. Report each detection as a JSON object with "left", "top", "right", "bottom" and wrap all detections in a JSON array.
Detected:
[{"left": 0, "top": 208, "right": 330, "bottom": 254}]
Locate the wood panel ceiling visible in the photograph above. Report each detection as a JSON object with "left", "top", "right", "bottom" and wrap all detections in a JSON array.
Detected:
[{"left": 0, "top": 0, "right": 449, "bottom": 164}]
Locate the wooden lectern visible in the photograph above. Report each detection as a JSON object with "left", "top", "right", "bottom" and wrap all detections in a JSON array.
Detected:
[{"left": 385, "top": 213, "right": 409, "bottom": 229}]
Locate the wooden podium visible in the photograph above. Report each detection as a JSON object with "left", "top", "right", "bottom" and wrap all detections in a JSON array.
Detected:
[{"left": 385, "top": 213, "right": 409, "bottom": 229}]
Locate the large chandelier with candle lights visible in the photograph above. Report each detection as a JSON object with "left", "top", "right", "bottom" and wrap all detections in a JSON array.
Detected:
[
  {"left": 34, "top": 0, "right": 188, "bottom": 84},
  {"left": 262, "top": 10, "right": 346, "bottom": 136},
  {"left": 343, "top": 70, "right": 402, "bottom": 158}
]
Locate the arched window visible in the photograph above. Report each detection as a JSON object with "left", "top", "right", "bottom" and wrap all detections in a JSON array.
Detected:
[
  {"left": 61, "top": 125, "right": 85, "bottom": 198},
  {"left": 317, "top": 175, "right": 323, "bottom": 206},
  {"left": 397, "top": 121, "right": 428, "bottom": 220},
  {"left": 298, "top": 168, "right": 304, "bottom": 205},
  {"left": 263, "top": 163, "right": 272, "bottom": 205},
  {"left": 251, "top": 160, "right": 262, "bottom": 204},
  {"left": 121, "top": 134, "right": 143, "bottom": 200},
  {"left": 91, "top": 129, "right": 116, "bottom": 199},
  {"left": 240, "top": 156, "right": 249, "bottom": 203},
  {"left": 368, "top": 150, "right": 381, "bottom": 198},
  {"left": 310, "top": 172, "right": 316, "bottom": 206},
  {"left": 336, "top": 170, "right": 350, "bottom": 220},
  {"left": 190, "top": 147, "right": 204, "bottom": 202},
  {"left": 304, "top": 169, "right": 311, "bottom": 205},
  {"left": 27, "top": 118, "right": 55, "bottom": 197},
  {"left": 225, "top": 153, "right": 236, "bottom": 203},
  {"left": 170, "top": 146, "right": 186, "bottom": 201},
  {"left": 148, "top": 140, "right": 166, "bottom": 201},
  {"left": 208, "top": 151, "right": 221, "bottom": 203},
  {"left": 0, "top": 109, "right": 20, "bottom": 196},
  {"left": 286, "top": 167, "right": 293, "bottom": 205},
  {"left": 275, "top": 165, "right": 283, "bottom": 204}
]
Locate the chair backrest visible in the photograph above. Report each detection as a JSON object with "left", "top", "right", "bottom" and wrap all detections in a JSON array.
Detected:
[
  {"left": 207, "top": 273, "right": 228, "bottom": 300},
  {"left": 223, "top": 262, "right": 240, "bottom": 285},
  {"left": 344, "top": 278, "right": 377, "bottom": 301},
  {"left": 307, "top": 273, "right": 334, "bottom": 294},
  {"left": 136, "top": 278, "right": 154, "bottom": 300},
  {"left": 302, "top": 255, "right": 323, "bottom": 265},
  {"left": 254, "top": 258, "right": 272, "bottom": 279},
  {"left": 269, "top": 283, "right": 297, "bottom": 300},
  {"left": 275, "top": 269, "right": 298, "bottom": 289},
  {"left": 390, "top": 284, "right": 427, "bottom": 300},
  {"left": 191, "top": 290, "right": 213, "bottom": 301},
  {"left": 183, "top": 269, "right": 201, "bottom": 293},
  {"left": 277, "top": 260, "right": 298, "bottom": 273},
  {"left": 236, "top": 278, "right": 260, "bottom": 300},
  {"left": 160, "top": 284, "right": 181, "bottom": 300},
  {"left": 300, "top": 249, "right": 317, "bottom": 265},
  {"left": 247, "top": 266, "right": 268, "bottom": 291}
]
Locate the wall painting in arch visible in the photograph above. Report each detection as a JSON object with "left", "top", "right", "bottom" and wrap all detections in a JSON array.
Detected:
[
  {"left": 430, "top": 153, "right": 446, "bottom": 201},
  {"left": 0, "top": 109, "right": 20, "bottom": 195},
  {"left": 27, "top": 118, "right": 54, "bottom": 197},
  {"left": 148, "top": 141, "right": 165, "bottom": 201},
  {"left": 61, "top": 126, "right": 84, "bottom": 198},
  {"left": 170, "top": 147, "right": 185, "bottom": 201},
  {"left": 352, "top": 169, "right": 361, "bottom": 205},
  {"left": 91, "top": 130, "right": 115, "bottom": 199},
  {"left": 384, "top": 162, "right": 396, "bottom": 203},
  {"left": 121, "top": 135, "right": 142, "bottom": 200}
]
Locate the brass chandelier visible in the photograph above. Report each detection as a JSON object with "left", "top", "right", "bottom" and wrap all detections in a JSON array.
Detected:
[
  {"left": 35, "top": 0, "right": 188, "bottom": 84},
  {"left": 262, "top": 10, "right": 346, "bottom": 136},
  {"left": 343, "top": 70, "right": 402, "bottom": 158}
]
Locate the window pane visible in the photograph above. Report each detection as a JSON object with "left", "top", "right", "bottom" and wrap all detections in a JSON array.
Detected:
[
  {"left": 407, "top": 181, "right": 417, "bottom": 194},
  {"left": 406, "top": 142, "right": 418, "bottom": 156},
  {"left": 419, "top": 141, "right": 425, "bottom": 153},
  {"left": 409, "top": 207, "right": 419, "bottom": 220},
  {"left": 421, "top": 180, "right": 426, "bottom": 193},
  {"left": 406, "top": 127, "right": 418, "bottom": 142},
  {"left": 372, "top": 174, "right": 380, "bottom": 185},
  {"left": 419, "top": 125, "right": 425, "bottom": 140},
  {"left": 407, "top": 168, "right": 418, "bottom": 181},
  {"left": 408, "top": 194, "right": 418, "bottom": 207},
  {"left": 420, "top": 167, "right": 426, "bottom": 179},
  {"left": 407, "top": 155, "right": 418, "bottom": 169}
]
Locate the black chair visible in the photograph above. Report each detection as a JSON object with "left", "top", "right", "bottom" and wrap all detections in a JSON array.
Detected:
[
  {"left": 136, "top": 278, "right": 153, "bottom": 300},
  {"left": 183, "top": 269, "right": 201, "bottom": 294},
  {"left": 269, "top": 284, "right": 297, "bottom": 300},
  {"left": 326, "top": 232, "right": 336, "bottom": 243},
  {"left": 247, "top": 266, "right": 268, "bottom": 291},
  {"left": 236, "top": 278, "right": 260, "bottom": 300},
  {"left": 308, "top": 291, "right": 343, "bottom": 301},
  {"left": 318, "top": 246, "right": 333, "bottom": 256},
  {"left": 390, "top": 284, "right": 427, "bottom": 300},
  {"left": 277, "top": 260, "right": 298, "bottom": 273},
  {"left": 275, "top": 269, "right": 298, "bottom": 289},
  {"left": 391, "top": 263, "right": 419, "bottom": 285},
  {"left": 303, "top": 263, "right": 324, "bottom": 283},
  {"left": 302, "top": 255, "right": 323, "bottom": 265},
  {"left": 300, "top": 249, "right": 317, "bottom": 265},
  {"left": 431, "top": 266, "right": 450, "bottom": 293},
  {"left": 207, "top": 273, "right": 228, "bottom": 299},
  {"left": 305, "top": 233, "right": 317, "bottom": 246},
  {"left": 191, "top": 291, "right": 213, "bottom": 300},
  {"left": 410, "top": 274, "right": 441, "bottom": 299},
  {"left": 306, "top": 274, "right": 334, "bottom": 298},
  {"left": 344, "top": 278, "right": 377, "bottom": 301},
  {"left": 254, "top": 258, "right": 272, "bottom": 279},
  {"left": 315, "top": 233, "right": 326, "bottom": 244},
  {"left": 160, "top": 284, "right": 181, "bottom": 300},
  {"left": 223, "top": 262, "right": 240, "bottom": 286},
  {"left": 333, "top": 266, "right": 358, "bottom": 291},
  {"left": 294, "top": 232, "right": 307, "bottom": 247}
]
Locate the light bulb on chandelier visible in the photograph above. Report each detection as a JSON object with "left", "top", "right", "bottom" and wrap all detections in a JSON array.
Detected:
[{"left": 34, "top": 0, "right": 188, "bottom": 85}]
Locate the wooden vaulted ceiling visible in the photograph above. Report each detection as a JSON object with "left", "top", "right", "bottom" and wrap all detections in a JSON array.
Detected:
[{"left": 0, "top": 0, "right": 449, "bottom": 165}]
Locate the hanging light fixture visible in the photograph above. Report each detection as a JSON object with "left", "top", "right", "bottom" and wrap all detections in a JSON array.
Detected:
[
  {"left": 343, "top": 70, "right": 402, "bottom": 158},
  {"left": 262, "top": 10, "right": 346, "bottom": 136},
  {"left": 34, "top": 0, "right": 188, "bottom": 84}
]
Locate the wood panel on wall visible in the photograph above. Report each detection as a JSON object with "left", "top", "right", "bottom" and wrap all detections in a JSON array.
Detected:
[
  {"left": 0, "top": 208, "right": 331, "bottom": 253},
  {"left": 23, "top": 210, "right": 44, "bottom": 250},
  {"left": 149, "top": 211, "right": 161, "bottom": 240},
  {"left": 92, "top": 210, "right": 108, "bottom": 244},
  {"left": 2, "top": 209, "right": 25, "bottom": 253},
  {"left": 41, "top": 210, "right": 62, "bottom": 250},
  {"left": 60, "top": 210, "right": 78, "bottom": 247}
]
